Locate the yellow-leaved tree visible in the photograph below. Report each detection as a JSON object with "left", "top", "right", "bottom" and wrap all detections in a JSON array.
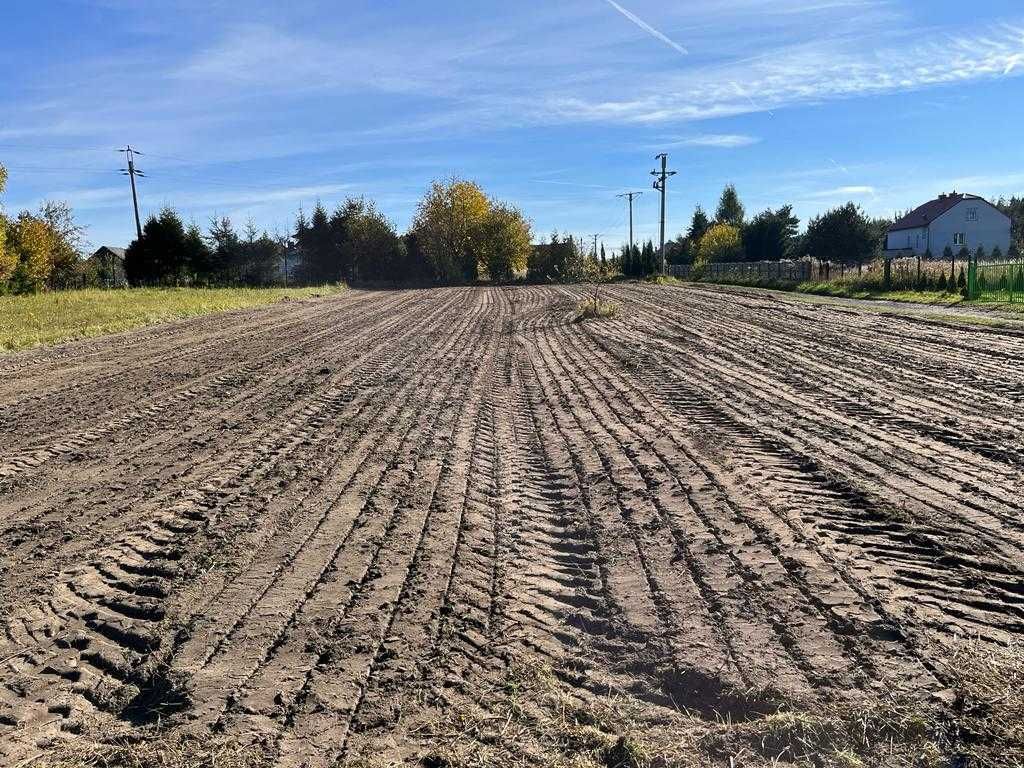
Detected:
[
  {"left": 412, "top": 179, "right": 490, "bottom": 284},
  {"left": 8, "top": 213, "right": 54, "bottom": 293},
  {"left": 476, "top": 203, "right": 532, "bottom": 283},
  {"left": 696, "top": 223, "right": 744, "bottom": 265},
  {"left": 0, "top": 164, "right": 12, "bottom": 286}
]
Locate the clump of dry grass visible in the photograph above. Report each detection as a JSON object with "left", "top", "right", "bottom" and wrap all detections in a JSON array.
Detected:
[
  {"left": 702, "top": 697, "right": 945, "bottom": 768},
  {"left": 575, "top": 296, "right": 619, "bottom": 321},
  {"left": 25, "top": 733, "right": 269, "bottom": 768},
  {"left": 395, "top": 639, "right": 1024, "bottom": 768},
  {"left": 940, "top": 638, "right": 1024, "bottom": 766}
]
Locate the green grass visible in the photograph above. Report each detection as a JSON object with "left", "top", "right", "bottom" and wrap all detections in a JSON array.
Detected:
[
  {"left": 794, "top": 281, "right": 963, "bottom": 304},
  {"left": 0, "top": 285, "right": 344, "bottom": 352}
]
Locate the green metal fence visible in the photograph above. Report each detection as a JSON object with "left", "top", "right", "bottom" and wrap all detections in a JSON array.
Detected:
[{"left": 968, "top": 258, "right": 1024, "bottom": 302}]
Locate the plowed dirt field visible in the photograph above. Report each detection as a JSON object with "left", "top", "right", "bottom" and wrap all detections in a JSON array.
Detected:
[{"left": 1, "top": 285, "right": 1022, "bottom": 767}]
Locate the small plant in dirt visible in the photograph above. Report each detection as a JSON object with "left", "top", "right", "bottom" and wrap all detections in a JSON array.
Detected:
[
  {"left": 576, "top": 271, "right": 620, "bottom": 320},
  {"left": 576, "top": 295, "right": 619, "bottom": 320}
]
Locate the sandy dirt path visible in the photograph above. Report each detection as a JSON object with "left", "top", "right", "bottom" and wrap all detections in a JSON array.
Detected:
[{"left": 1, "top": 285, "right": 1021, "bottom": 766}]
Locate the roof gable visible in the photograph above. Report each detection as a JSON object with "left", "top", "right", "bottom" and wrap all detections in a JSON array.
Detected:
[
  {"left": 887, "top": 193, "right": 1009, "bottom": 233},
  {"left": 92, "top": 246, "right": 126, "bottom": 259}
]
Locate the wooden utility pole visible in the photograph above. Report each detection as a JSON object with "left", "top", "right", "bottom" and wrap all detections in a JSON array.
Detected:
[
  {"left": 119, "top": 146, "right": 145, "bottom": 240},
  {"left": 650, "top": 154, "right": 677, "bottom": 275}
]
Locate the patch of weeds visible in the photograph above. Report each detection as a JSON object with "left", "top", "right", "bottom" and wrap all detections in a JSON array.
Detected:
[
  {"left": 576, "top": 296, "right": 620, "bottom": 321},
  {"left": 28, "top": 732, "right": 269, "bottom": 768},
  {"left": 940, "top": 638, "right": 1024, "bottom": 766}
]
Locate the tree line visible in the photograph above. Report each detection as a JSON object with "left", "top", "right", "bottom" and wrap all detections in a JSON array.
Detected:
[
  {"left": 3, "top": 154, "right": 1023, "bottom": 294},
  {"left": 124, "top": 178, "right": 534, "bottom": 288},
  {"left": 617, "top": 184, "right": 894, "bottom": 277}
]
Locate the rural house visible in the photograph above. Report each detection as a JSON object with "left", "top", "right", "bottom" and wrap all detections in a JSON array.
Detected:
[
  {"left": 885, "top": 192, "right": 1011, "bottom": 257},
  {"left": 88, "top": 246, "right": 128, "bottom": 286}
]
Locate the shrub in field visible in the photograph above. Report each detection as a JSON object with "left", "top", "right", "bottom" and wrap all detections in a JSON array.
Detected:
[
  {"left": 974, "top": 245, "right": 986, "bottom": 263},
  {"left": 957, "top": 266, "right": 967, "bottom": 296},
  {"left": 937, "top": 271, "right": 948, "bottom": 292},
  {"left": 696, "top": 223, "right": 743, "bottom": 265},
  {"left": 991, "top": 245, "right": 1003, "bottom": 261},
  {"left": 575, "top": 291, "right": 619, "bottom": 320}
]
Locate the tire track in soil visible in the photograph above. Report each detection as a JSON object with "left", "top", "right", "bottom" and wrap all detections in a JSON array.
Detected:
[
  {"left": 0, "top": 290, "right": 467, "bottom": 757},
  {"left": 0, "top": 291, "right": 433, "bottom": 619},
  {"left": 601, "top": 284, "right": 1024, "bottom": 646},
  {"left": 2, "top": 284, "right": 1022, "bottom": 766}
]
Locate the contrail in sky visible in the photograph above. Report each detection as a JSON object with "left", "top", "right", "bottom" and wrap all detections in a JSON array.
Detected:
[{"left": 603, "top": 0, "right": 688, "bottom": 55}]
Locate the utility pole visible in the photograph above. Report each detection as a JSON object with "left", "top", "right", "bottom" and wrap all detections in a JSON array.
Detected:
[
  {"left": 119, "top": 145, "right": 145, "bottom": 241},
  {"left": 616, "top": 191, "right": 644, "bottom": 258},
  {"left": 590, "top": 233, "right": 604, "bottom": 259},
  {"left": 650, "top": 154, "right": 677, "bottom": 275}
]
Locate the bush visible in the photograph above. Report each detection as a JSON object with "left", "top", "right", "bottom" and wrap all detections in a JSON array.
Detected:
[{"left": 696, "top": 224, "right": 743, "bottom": 265}]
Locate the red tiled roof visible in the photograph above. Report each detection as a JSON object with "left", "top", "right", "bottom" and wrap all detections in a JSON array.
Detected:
[{"left": 888, "top": 193, "right": 981, "bottom": 233}]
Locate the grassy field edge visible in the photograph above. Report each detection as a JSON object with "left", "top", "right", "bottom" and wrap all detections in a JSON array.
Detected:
[{"left": 0, "top": 285, "right": 345, "bottom": 353}]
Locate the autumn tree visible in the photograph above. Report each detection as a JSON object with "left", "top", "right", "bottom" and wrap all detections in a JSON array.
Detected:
[
  {"left": 38, "top": 201, "right": 86, "bottom": 288},
  {"left": 715, "top": 185, "right": 745, "bottom": 226},
  {"left": 7, "top": 213, "right": 55, "bottom": 293},
  {"left": 0, "top": 165, "right": 11, "bottom": 285},
  {"left": 476, "top": 202, "right": 532, "bottom": 282},
  {"left": 696, "top": 223, "right": 744, "bottom": 264},
  {"left": 412, "top": 179, "right": 490, "bottom": 284}
]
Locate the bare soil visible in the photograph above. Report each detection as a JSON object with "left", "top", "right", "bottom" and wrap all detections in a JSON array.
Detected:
[{"left": 1, "top": 285, "right": 1021, "bottom": 767}]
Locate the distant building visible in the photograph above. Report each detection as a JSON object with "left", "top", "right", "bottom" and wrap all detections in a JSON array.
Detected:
[
  {"left": 89, "top": 246, "right": 128, "bottom": 286},
  {"left": 886, "top": 192, "right": 1011, "bottom": 257}
]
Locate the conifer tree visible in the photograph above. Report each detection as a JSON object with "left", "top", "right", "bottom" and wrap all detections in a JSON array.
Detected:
[{"left": 715, "top": 185, "right": 745, "bottom": 226}]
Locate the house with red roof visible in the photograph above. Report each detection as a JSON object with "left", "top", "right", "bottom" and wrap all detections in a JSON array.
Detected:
[{"left": 885, "top": 192, "right": 1010, "bottom": 257}]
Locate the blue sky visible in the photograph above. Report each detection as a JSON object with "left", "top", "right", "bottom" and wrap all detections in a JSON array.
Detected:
[{"left": 2, "top": 0, "right": 1023, "bottom": 251}]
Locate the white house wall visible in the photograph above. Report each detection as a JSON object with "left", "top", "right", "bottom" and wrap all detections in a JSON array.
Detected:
[
  {"left": 926, "top": 200, "right": 1010, "bottom": 256},
  {"left": 885, "top": 226, "right": 927, "bottom": 252}
]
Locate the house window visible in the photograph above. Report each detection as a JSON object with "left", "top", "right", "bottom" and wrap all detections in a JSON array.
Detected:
[
  {"left": 953, "top": 232, "right": 966, "bottom": 246},
  {"left": 966, "top": 207, "right": 978, "bottom": 221}
]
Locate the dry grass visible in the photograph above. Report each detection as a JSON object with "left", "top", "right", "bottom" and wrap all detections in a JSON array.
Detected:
[
  {"left": 0, "top": 285, "right": 344, "bottom": 352},
  {"left": 375, "top": 639, "right": 1024, "bottom": 768},
  {"left": 24, "top": 732, "right": 269, "bottom": 768},
  {"left": 940, "top": 638, "right": 1024, "bottom": 766},
  {"left": 576, "top": 294, "right": 620, "bottom": 321}
]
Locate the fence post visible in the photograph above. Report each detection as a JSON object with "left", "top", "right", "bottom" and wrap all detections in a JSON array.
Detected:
[{"left": 967, "top": 255, "right": 978, "bottom": 300}]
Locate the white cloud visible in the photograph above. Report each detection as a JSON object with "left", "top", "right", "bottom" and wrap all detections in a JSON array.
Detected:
[
  {"left": 676, "top": 134, "right": 761, "bottom": 148},
  {"left": 544, "top": 21, "right": 1024, "bottom": 125},
  {"left": 803, "top": 185, "right": 876, "bottom": 199}
]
